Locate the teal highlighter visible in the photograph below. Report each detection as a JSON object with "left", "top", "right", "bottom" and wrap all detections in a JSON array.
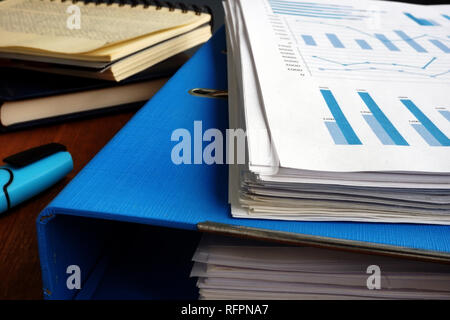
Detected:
[{"left": 0, "top": 143, "right": 73, "bottom": 213}]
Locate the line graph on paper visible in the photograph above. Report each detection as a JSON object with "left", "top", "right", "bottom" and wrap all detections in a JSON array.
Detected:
[{"left": 290, "top": 21, "right": 450, "bottom": 82}]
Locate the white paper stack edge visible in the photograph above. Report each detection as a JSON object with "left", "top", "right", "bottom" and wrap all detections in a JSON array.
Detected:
[{"left": 191, "top": 235, "right": 450, "bottom": 300}]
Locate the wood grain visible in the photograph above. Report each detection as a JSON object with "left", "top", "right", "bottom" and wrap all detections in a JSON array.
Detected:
[{"left": 0, "top": 110, "right": 137, "bottom": 299}]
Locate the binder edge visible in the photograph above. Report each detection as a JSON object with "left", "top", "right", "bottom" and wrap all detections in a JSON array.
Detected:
[{"left": 197, "top": 221, "right": 450, "bottom": 264}]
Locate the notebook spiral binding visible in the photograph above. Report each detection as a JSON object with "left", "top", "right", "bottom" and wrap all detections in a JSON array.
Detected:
[{"left": 48, "top": 0, "right": 214, "bottom": 29}]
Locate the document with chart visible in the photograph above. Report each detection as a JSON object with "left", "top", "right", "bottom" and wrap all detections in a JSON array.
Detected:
[
  {"left": 239, "top": 0, "right": 450, "bottom": 173},
  {"left": 225, "top": 0, "right": 450, "bottom": 223}
]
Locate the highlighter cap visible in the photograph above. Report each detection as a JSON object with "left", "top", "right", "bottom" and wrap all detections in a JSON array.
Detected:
[{"left": 0, "top": 144, "right": 73, "bottom": 213}]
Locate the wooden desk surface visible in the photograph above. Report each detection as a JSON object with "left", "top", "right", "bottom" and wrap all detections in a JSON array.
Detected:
[{"left": 0, "top": 110, "right": 136, "bottom": 299}]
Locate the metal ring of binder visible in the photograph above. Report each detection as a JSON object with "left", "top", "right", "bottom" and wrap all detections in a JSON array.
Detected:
[{"left": 188, "top": 88, "right": 228, "bottom": 100}]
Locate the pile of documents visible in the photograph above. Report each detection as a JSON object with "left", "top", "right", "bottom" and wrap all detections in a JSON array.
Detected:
[
  {"left": 191, "top": 235, "right": 450, "bottom": 299},
  {"left": 224, "top": 0, "right": 450, "bottom": 224}
]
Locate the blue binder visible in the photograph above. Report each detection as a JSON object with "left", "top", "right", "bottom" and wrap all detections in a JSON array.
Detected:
[{"left": 37, "top": 28, "right": 450, "bottom": 300}]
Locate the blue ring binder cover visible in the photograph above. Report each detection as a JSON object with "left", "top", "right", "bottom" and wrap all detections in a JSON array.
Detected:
[{"left": 37, "top": 28, "right": 450, "bottom": 300}]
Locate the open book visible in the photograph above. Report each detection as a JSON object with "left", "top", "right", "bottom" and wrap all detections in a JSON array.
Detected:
[{"left": 0, "top": 0, "right": 212, "bottom": 80}]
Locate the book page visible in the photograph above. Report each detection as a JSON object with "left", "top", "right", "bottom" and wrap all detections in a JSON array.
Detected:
[{"left": 0, "top": 0, "right": 208, "bottom": 54}]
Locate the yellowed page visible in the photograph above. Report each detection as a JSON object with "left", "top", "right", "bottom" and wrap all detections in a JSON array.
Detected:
[
  {"left": 89, "top": 13, "right": 211, "bottom": 60},
  {"left": 0, "top": 0, "right": 209, "bottom": 56}
]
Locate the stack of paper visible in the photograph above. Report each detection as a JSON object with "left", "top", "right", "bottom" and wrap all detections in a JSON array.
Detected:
[
  {"left": 224, "top": 0, "right": 450, "bottom": 224},
  {"left": 191, "top": 235, "right": 450, "bottom": 299}
]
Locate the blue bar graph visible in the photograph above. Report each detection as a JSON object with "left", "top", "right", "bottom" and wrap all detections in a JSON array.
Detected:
[
  {"left": 375, "top": 34, "right": 400, "bottom": 51},
  {"left": 295, "top": 29, "right": 449, "bottom": 55},
  {"left": 404, "top": 12, "right": 439, "bottom": 26},
  {"left": 355, "top": 39, "right": 372, "bottom": 50},
  {"left": 412, "top": 124, "right": 442, "bottom": 146},
  {"left": 429, "top": 39, "right": 450, "bottom": 53},
  {"left": 320, "top": 89, "right": 362, "bottom": 145},
  {"left": 400, "top": 99, "right": 450, "bottom": 146},
  {"left": 439, "top": 110, "right": 450, "bottom": 122},
  {"left": 358, "top": 92, "right": 408, "bottom": 146},
  {"left": 326, "top": 33, "right": 345, "bottom": 48},
  {"left": 302, "top": 35, "right": 317, "bottom": 46},
  {"left": 394, "top": 30, "right": 427, "bottom": 53},
  {"left": 363, "top": 115, "right": 395, "bottom": 145},
  {"left": 325, "top": 121, "right": 348, "bottom": 145}
]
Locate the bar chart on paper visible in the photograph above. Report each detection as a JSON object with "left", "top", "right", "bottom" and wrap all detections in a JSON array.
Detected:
[
  {"left": 401, "top": 99, "right": 450, "bottom": 147},
  {"left": 320, "top": 88, "right": 449, "bottom": 147},
  {"left": 320, "top": 88, "right": 362, "bottom": 145},
  {"left": 298, "top": 28, "right": 450, "bottom": 54},
  {"left": 404, "top": 12, "right": 440, "bottom": 26},
  {"left": 358, "top": 91, "right": 409, "bottom": 146},
  {"left": 266, "top": 0, "right": 450, "bottom": 82}
]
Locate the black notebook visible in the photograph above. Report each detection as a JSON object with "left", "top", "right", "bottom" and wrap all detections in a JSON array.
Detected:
[{"left": 0, "top": 54, "right": 188, "bottom": 131}]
